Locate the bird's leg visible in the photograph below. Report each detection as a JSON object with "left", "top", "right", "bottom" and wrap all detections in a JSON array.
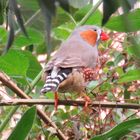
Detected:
[
  {"left": 54, "top": 91, "right": 58, "bottom": 111},
  {"left": 83, "top": 94, "right": 91, "bottom": 108},
  {"left": 81, "top": 92, "right": 91, "bottom": 111}
]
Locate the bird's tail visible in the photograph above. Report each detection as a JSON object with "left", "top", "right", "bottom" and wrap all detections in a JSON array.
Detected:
[{"left": 41, "top": 68, "right": 72, "bottom": 93}]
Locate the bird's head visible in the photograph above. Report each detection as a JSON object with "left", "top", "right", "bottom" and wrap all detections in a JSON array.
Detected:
[{"left": 74, "top": 25, "right": 109, "bottom": 46}]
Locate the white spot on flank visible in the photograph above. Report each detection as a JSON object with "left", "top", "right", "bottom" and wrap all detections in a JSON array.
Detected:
[
  {"left": 51, "top": 66, "right": 60, "bottom": 78},
  {"left": 46, "top": 79, "right": 52, "bottom": 83},
  {"left": 46, "top": 83, "right": 57, "bottom": 87},
  {"left": 62, "top": 73, "right": 67, "bottom": 78},
  {"left": 52, "top": 79, "right": 60, "bottom": 84},
  {"left": 57, "top": 75, "right": 64, "bottom": 81}
]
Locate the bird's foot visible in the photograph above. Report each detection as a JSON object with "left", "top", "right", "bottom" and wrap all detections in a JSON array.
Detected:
[{"left": 83, "top": 95, "right": 91, "bottom": 111}]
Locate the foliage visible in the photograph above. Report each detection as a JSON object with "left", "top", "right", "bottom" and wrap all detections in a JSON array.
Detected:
[
  {"left": 0, "top": 0, "right": 140, "bottom": 140},
  {"left": 8, "top": 106, "right": 36, "bottom": 140},
  {"left": 91, "top": 118, "right": 140, "bottom": 140}
]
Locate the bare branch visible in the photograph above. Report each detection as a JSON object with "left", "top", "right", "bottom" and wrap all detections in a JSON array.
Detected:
[
  {"left": 0, "top": 72, "right": 67, "bottom": 140},
  {"left": 0, "top": 99, "right": 140, "bottom": 109}
]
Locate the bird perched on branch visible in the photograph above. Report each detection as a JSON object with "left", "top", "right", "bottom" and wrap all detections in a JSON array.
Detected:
[{"left": 41, "top": 25, "right": 109, "bottom": 110}]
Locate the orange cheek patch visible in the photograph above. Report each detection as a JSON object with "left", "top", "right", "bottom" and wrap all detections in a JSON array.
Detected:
[{"left": 80, "top": 30, "right": 97, "bottom": 46}]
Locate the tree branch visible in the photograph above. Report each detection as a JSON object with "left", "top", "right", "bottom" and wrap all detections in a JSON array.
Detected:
[
  {"left": 0, "top": 71, "right": 42, "bottom": 133},
  {"left": 0, "top": 99, "right": 140, "bottom": 109},
  {"left": 0, "top": 72, "right": 67, "bottom": 140}
]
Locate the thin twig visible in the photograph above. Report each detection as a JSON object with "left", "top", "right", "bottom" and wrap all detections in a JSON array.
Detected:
[
  {"left": 0, "top": 99, "right": 140, "bottom": 109},
  {"left": 0, "top": 72, "right": 67, "bottom": 140},
  {"left": 15, "top": 9, "right": 41, "bottom": 36}
]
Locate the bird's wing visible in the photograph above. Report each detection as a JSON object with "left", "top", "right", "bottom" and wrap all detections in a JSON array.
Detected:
[{"left": 45, "top": 35, "right": 98, "bottom": 71}]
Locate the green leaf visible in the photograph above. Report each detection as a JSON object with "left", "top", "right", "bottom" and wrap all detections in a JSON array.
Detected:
[
  {"left": 130, "top": 126, "right": 140, "bottom": 134},
  {"left": 52, "top": 8, "right": 71, "bottom": 27},
  {"left": 8, "top": 106, "right": 36, "bottom": 140},
  {"left": 23, "top": 51, "right": 42, "bottom": 81},
  {"left": 114, "top": 52, "right": 124, "bottom": 66},
  {"left": 124, "top": 87, "right": 131, "bottom": 100},
  {"left": 57, "top": 0, "right": 70, "bottom": 13},
  {"left": 45, "top": 91, "right": 54, "bottom": 99},
  {"left": 0, "top": 27, "right": 8, "bottom": 44},
  {"left": 0, "top": 49, "right": 41, "bottom": 84},
  {"left": 14, "top": 28, "right": 44, "bottom": 47},
  {"left": 0, "top": 49, "right": 29, "bottom": 77},
  {"left": 91, "top": 118, "right": 140, "bottom": 140},
  {"left": 74, "top": 5, "right": 102, "bottom": 26},
  {"left": 115, "top": 67, "right": 124, "bottom": 76},
  {"left": 52, "top": 27, "right": 71, "bottom": 41},
  {"left": 17, "top": 0, "right": 39, "bottom": 11},
  {"left": 102, "top": 0, "right": 120, "bottom": 26},
  {"left": 0, "top": 0, "right": 5, "bottom": 25},
  {"left": 100, "top": 82, "right": 111, "bottom": 92},
  {"left": 52, "top": 23, "right": 75, "bottom": 40},
  {"left": 5, "top": 11, "right": 15, "bottom": 52},
  {"left": 0, "top": 0, "right": 7, "bottom": 24},
  {"left": 9, "top": 0, "right": 28, "bottom": 36},
  {"left": 118, "top": 69, "right": 140, "bottom": 83},
  {"left": 102, "top": 0, "right": 135, "bottom": 26},
  {"left": 127, "top": 36, "right": 140, "bottom": 59},
  {"left": 105, "top": 9, "right": 140, "bottom": 32},
  {"left": 87, "top": 81, "right": 99, "bottom": 90}
]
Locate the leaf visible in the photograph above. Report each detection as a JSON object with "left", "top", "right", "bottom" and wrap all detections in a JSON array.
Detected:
[
  {"left": 57, "top": 0, "right": 69, "bottom": 12},
  {"left": 23, "top": 51, "right": 42, "bottom": 81},
  {"left": 119, "top": 0, "right": 131, "bottom": 13},
  {"left": 52, "top": 27, "right": 71, "bottom": 40},
  {"left": 114, "top": 52, "right": 124, "bottom": 66},
  {"left": 4, "top": 0, "right": 28, "bottom": 52},
  {"left": 9, "top": 0, "right": 28, "bottom": 36},
  {"left": 8, "top": 106, "right": 36, "bottom": 140},
  {"left": 74, "top": 5, "right": 102, "bottom": 25},
  {"left": 0, "top": 49, "right": 29, "bottom": 77},
  {"left": 38, "top": 0, "right": 70, "bottom": 53},
  {"left": 105, "top": 9, "right": 140, "bottom": 32},
  {"left": 87, "top": 81, "right": 99, "bottom": 90},
  {"left": 52, "top": 22, "right": 74, "bottom": 41},
  {"left": 17, "top": 0, "right": 39, "bottom": 11},
  {"left": 0, "top": 0, "right": 6, "bottom": 25},
  {"left": 102, "top": 0, "right": 134, "bottom": 26},
  {"left": 102, "top": 0, "right": 120, "bottom": 26},
  {"left": 0, "top": 3, "right": 4, "bottom": 25},
  {"left": 118, "top": 69, "right": 140, "bottom": 83},
  {"left": 124, "top": 87, "right": 131, "bottom": 100},
  {"left": 100, "top": 82, "right": 111, "bottom": 92},
  {"left": 38, "top": 0, "right": 56, "bottom": 53},
  {"left": 127, "top": 36, "right": 140, "bottom": 59},
  {"left": 14, "top": 28, "right": 44, "bottom": 47},
  {"left": 91, "top": 118, "right": 140, "bottom": 140},
  {"left": 0, "top": 27, "right": 8, "bottom": 44},
  {"left": 52, "top": 7, "right": 71, "bottom": 27},
  {"left": 4, "top": 11, "right": 15, "bottom": 53}
]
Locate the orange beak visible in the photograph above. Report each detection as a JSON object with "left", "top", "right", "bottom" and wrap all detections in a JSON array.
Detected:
[{"left": 100, "top": 32, "right": 109, "bottom": 41}]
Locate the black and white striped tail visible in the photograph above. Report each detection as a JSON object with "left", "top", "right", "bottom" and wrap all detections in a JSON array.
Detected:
[{"left": 41, "top": 68, "right": 72, "bottom": 93}]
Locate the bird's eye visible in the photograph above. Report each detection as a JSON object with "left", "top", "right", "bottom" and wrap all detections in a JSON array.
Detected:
[{"left": 93, "top": 29, "right": 97, "bottom": 31}]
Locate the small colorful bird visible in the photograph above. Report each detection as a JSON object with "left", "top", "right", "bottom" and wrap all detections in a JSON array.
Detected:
[{"left": 41, "top": 25, "right": 109, "bottom": 109}]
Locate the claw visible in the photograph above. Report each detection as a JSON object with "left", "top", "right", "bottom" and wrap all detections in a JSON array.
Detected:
[{"left": 54, "top": 91, "right": 58, "bottom": 111}]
